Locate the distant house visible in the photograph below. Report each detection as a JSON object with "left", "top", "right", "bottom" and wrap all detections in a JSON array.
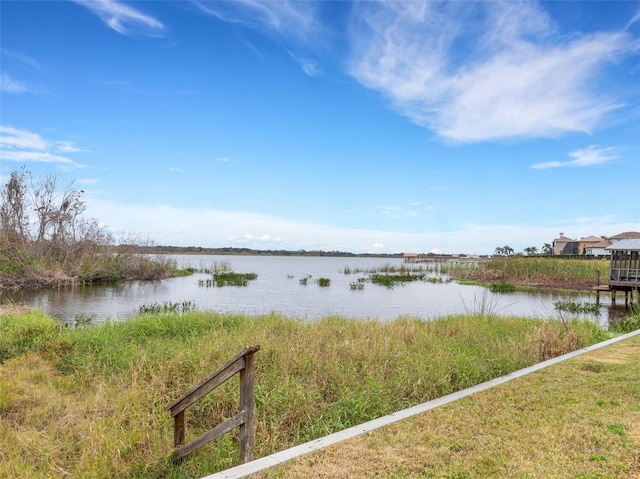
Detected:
[
  {"left": 553, "top": 233, "right": 578, "bottom": 255},
  {"left": 585, "top": 239, "right": 612, "bottom": 257},
  {"left": 578, "top": 235, "right": 604, "bottom": 255},
  {"left": 552, "top": 231, "right": 640, "bottom": 256},
  {"left": 403, "top": 253, "right": 419, "bottom": 263},
  {"left": 609, "top": 231, "right": 640, "bottom": 243}
]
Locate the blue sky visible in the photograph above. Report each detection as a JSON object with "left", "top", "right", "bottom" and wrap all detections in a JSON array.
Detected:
[{"left": 1, "top": 0, "right": 639, "bottom": 255}]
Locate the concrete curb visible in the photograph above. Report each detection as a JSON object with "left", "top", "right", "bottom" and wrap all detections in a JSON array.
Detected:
[{"left": 202, "top": 329, "right": 640, "bottom": 479}]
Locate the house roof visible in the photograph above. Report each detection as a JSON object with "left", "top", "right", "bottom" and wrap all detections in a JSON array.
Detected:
[
  {"left": 610, "top": 231, "right": 640, "bottom": 240},
  {"left": 579, "top": 235, "right": 603, "bottom": 242},
  {"left": 590, "top": 240, "right": 612, "bottom": 249},
  {"left": 606, "top": 239, "right": 640, "bottom": 251},
  {"left": 554, "top": 236, "right": 575, "bottom": 242}
]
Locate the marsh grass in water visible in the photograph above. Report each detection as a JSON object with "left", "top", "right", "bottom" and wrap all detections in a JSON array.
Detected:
[
  {"left": 0, "top": 305, "right": 618, "bottom": 478},
  {"left": 138, "top": 300, "right": 197, "bottom": 315},
  {"left": 457, "top": 257, "right": 608, "bottom": 286},
  {"left": 490, "top": 282, "right": 517, "bottom": 293},
  {"left": 208, "top": 271, "right": 257, "bottom": 287},
  {"left": 370, "top": 273, "right": 427, "bottom": 288},
  {"left": 554, "top": 300, "right": 600, "bottom": 314}
]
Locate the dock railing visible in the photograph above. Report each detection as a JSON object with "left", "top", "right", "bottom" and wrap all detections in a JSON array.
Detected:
[{"left": 167, "top": 345, "right": 260, "bottom": 463}]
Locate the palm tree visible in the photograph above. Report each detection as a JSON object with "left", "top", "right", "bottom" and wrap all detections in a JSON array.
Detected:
[
  {"left": 524, "top": 246, "right": 538, "bottom": 256},
  {"left": 542, "top": 243, "right": 552, "bottom": 255}
]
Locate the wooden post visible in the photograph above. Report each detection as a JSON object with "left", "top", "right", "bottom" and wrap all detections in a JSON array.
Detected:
[
  {"left": 239, "top": 350, "right": 256, "bottom": 464},
  {"left": 174, "top": 410, "right": 185, "bottom": 447}
]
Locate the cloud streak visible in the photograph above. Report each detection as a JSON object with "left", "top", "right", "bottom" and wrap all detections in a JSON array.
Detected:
[
  {"left": 1, "top": 73, "right": 28, "bottom": 93},
  {"left": 532, "top": 145, "right": 619, "bottom": 169},
  {"left": 71, "top": 0, "right": 164, "bottom": 36},
  {"left": 193, "top": 0, "right": 319, "bottom": 42},
  {"left": 347, "top": 1, "right": 636, "bottom": 142},
  {"left": 0, "top": 126, "right": 86, "bottom": 169}
]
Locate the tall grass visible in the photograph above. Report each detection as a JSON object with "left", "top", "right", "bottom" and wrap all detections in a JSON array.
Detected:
[
  {"left": 456, "top": 257, "right": 608, "bottom": 286},
  {"left": 0, "top": 306, "right": 612, "bottom": 478}
]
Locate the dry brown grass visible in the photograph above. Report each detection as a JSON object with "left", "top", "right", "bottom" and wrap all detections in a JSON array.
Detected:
[{"left": 259, "top": 334, "right": 640, "bottom": 479}]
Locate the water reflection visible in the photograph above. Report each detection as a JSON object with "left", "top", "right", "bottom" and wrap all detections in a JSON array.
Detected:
[{"left": 1, "top": 255, "right": 631, "bottom": 327}]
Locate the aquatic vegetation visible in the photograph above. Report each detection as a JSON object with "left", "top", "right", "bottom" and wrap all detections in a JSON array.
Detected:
[
  {"left": 612, "top": 311, "right": 640, "bottom": 333},
  {"left": 370, "top": 273, "right": 426, "bottom": 288},
  {"left": 200, "top": 271, "right": 257, "bottom": 287},
  {"left": 490, "top": 282, "right": 517, "bottom": 293},
  {"left": 138, "top": 300, "right": 197, "bottom": 315},
  {"left": 198, "top": 260, "right": 231, "bottom": 274},
  {"left": 317, "top": 277, "right": 331, "bottom": 287},
  {"left": 554, "top": 300, "right": 600, "bottom": 314}
]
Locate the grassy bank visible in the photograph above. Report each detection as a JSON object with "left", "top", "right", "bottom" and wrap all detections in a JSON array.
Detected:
[
  {"left": 0, "top": 305, "right": 616, "bottom": 478},
  {"left": 263, "top": 333, "right": 640, "bottom": 479}
]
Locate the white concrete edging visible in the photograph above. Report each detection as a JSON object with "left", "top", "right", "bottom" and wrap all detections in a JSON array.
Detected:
[{"left": 202, "top": 329, "right": 640, "bottom": 479}]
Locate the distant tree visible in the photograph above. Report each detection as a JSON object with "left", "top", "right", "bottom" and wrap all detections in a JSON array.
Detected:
[
  {"left": 524, "top": 246, "right": 538, "bottom": 256},
  {"left": 494, "top": 245, "right": 514, "bottom": 257},
  {"left": 542, "top": 243, "right": 553, "bottom": 255}
]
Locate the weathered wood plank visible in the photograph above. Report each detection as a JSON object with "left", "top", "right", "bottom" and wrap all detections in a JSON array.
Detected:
[
  {"left": 239, "top": 351, "right": 256, "bottom": 463},
  {"left": 172, "top": 411, "right": 245, "bottom": 463},
  {"left": 174, "top": 410, "right": 186, "bottom": 447},
  {"left": 169, "top": 359, "right": 245, "bottom": 417}
]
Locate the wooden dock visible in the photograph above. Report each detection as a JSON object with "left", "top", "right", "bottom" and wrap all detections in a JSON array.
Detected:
[{"left": 592, "top": 284, "right": 638, "bottom": 306}]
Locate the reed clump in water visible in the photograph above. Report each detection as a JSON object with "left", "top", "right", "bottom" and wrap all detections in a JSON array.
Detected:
[{"left": 456, "top": 257, "right": 608, "bottom": 289}]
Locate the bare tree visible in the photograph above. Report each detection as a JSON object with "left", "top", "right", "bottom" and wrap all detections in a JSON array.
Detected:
[
  {"left": 0, "top": 167, "right": 30, "bottom": 247},
  {"left": 1, "top": 168, "right": 109, "bottom": 263}
]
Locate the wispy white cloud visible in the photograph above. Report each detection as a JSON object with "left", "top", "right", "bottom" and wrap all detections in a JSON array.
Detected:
[
  {"left": 71, "top": 0, "right": 164, "bottom": 36},
  {"left": 194, "top": 0, "right": 322, "bottom": 76},
  {"left": 168, "top": 167, "right": 185, "bottom": 173},
  {"left": 532, "top": 145, "right": 619, "bottom": 169},
  {"left": 1, "top": 49, "right": 41, "bottom": 70},
  {"left": 348, "top": 1, "right": 637, "bottom": 142},
  {"left": 288, "top": 51, "right": 321, "bottom": 78},
  {"left": 193, "top": 0, "right": 318, "bottom": 41},
  {"left": 1, "top": 73, "right": 28, "bottom": 93},
  {"left": 56, "top": 140, "right": 89, "bottom": 153},
  {"left": 0, "top": 126, "right": 86, "bottom": 169},
  {"left": 214, "top": 157, "right": 229, "bottom": 163}
]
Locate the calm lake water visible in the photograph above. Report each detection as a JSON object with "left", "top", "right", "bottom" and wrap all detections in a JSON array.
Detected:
[{"left": 1, "top": 255, "right": 626, "bottom": 327}]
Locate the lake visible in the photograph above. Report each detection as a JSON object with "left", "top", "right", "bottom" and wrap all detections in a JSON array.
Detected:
[{"left": 1, "top": 255, "right": 625, "bottom": 327}]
